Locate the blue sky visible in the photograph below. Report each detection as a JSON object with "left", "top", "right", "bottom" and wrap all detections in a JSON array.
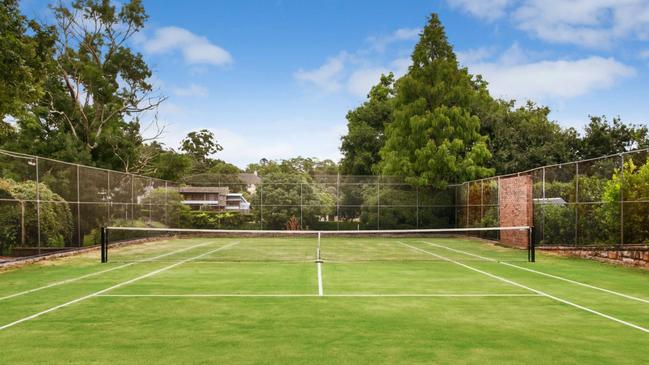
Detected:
[{"left": 21, "top": 0, "right": 649, "bottom": 167}]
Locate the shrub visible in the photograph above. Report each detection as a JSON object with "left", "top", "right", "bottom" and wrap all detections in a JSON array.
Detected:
[{"left": 0, "top": 178, "right": 73, "bottom": 253}]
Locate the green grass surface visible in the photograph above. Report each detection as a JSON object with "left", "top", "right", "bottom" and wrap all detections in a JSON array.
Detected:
[{"left": 1, "top": 236, "right": 649, "bottom": 364}]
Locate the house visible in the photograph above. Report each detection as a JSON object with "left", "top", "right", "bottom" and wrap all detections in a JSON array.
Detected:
[
  {"left": 177, "top": 186, "right": 250, "bottom": 213},
  {"left": 225, "top": 193, "right": 251, "bottom": 213},
  {"left": 239, "top": 172, "right": 261, "bottom": 194}
]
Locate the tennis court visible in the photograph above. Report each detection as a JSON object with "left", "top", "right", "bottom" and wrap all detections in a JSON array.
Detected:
[{"left": 1, "top": 228, "right": 649, "bottom": 364}]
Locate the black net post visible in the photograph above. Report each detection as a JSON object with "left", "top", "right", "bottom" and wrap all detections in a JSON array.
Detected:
[
  {"left": 101, "top": 227, "right": 107, "bottom": 263},
  {"left": 528, "top": 226, "right": 535, "bottom": 262}
]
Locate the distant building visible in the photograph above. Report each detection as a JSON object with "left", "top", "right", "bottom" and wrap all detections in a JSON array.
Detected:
[
  {"left": 239, "top": 172, "right": 261, "bottom": 194},
  {"left": 177, "top": 186, "right": 250, "bottom": 213}
]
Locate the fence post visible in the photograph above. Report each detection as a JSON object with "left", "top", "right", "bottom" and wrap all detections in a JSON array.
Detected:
[
  {"left": 76, "top": 164, "right": 81, "bottom": 247},
  {"left": 575, "top": 163, "right": 579, "bottom": 245},
  {"left": 35, "top": 157, "right": 41, "bottom": 254},
  {"left": 620, "top": 155, "right": 624, "bottom": 245}
]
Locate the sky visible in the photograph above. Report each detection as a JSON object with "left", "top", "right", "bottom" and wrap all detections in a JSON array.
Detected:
[{"left": 20, "top": 0, "right": 649, "bottom": 168}]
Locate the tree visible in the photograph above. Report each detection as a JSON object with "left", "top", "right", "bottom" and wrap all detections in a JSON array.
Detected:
[
  {"left": 481, "top": 101, "right": 579, "bottom": 174},
  {"left": 579, "top": 116, "right": 649, "bottom": 159},
  {"left": 0, "top": 0, "right": 56, "bottom": 120},
  {"left": 340, "top": 73, "right": 395, "bottom": 175},
  {"left": 379, "top": 14, "right": 493, "bottom": 188},
  {"left": 45, "top": 0, "right": 163, "bottom": 166},
  {"left": 180, "top": 129, "right": 223, "bottom": 171}
]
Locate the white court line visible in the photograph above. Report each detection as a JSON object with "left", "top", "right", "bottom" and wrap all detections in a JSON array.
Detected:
[
  {"left": 421, "top": 240, "right": 649, "bottom": 305},
  {"left": 96, "top": 293, "right": 541, "bottom": 298},
  {"left": 0, "top": 240, "right": 216, "bottom": 302},
  {"left": 0, "top": 241, "right": 240, "bottom": 331},
  {"left": 399, "top": 241, "right": 649, "bottom": 334},
  {"left": 317, "top": 262, "right": 324, "bottom": 296}
]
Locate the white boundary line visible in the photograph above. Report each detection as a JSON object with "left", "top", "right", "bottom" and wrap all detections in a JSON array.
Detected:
[
  {"left": 317, "top": 262, "right": 324, "bottom": 296},
  {"left": 399, "top": 241, "right": 649, "bottom": 334},
  {"left": 421, "top": 240, "right": 649, "bottom": 305},
  {"left": 96, "top": 293, "right": 541, "bottom": 298},
  {"left": 0, "top": 240, "right": 216, "bottom": 302},
  {"left": 0, "top": 241, "right": 240, "bottom": 331}
]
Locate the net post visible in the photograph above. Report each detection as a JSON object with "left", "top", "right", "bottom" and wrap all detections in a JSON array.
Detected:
[
  {"left": 100, "top": 227, "right": 107, "bottom": 263},
  {"left": 528, "top": 226, "right": 535, "bottom": 263}
]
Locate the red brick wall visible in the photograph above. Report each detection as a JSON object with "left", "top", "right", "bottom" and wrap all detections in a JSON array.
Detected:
[{"left": 499, "top": 175, "right": 533, "bottom": 248}]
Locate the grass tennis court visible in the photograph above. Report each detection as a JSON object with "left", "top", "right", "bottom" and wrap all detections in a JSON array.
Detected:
[{"left": 1, "top": 234, "right": 649, "bottom": 364}]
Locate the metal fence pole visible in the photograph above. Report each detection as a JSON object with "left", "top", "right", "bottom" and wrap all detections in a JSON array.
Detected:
[
  {"left": 620, "top": 155, "right": 624, "bottom": 245},
  {"left": 575, "top": 163, "right": 579, "bottom": 245},
  {"left": 76, "top": 164, "right": 81, "bottom": 247},
  {"left": 377, "top": 176, "right": 380, "bottom": 230},
  {"left": 542, "top": 167, "right": 546, "bottom": 244},
  {"left": 300, "top": 183, "right": 303, "bottom": 230},
  {"left": 416, "top": 185, "right": 420, "bottom": 229},
  {"left": 336, "top": 173, "right": 340, "bottom": 231},
  {"left": 260, "top": 182, "right": 263, "bottom": 230},
  {"left": 35, "top": 157, "right": 41, "bottom": 253}
]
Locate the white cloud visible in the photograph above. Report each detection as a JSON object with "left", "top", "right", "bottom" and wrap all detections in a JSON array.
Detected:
[
  {"left": 171, "top": 84, "right": 209, "bottom": 97},
  {"left": 446, "top": 0, "right": 513, "bottom": 21},
  {"left": 451, "top": 0, "right": 649, "bottom": 48},
  {"left": 347, "top": 67, "right": 390, "bottom": 97},
  {"left": 294, "top": 54, "right": 346, "bottom": 92},
  {"left": 143, "top": 26, "right": 233, "bottom": 66},
  {"left": 367, "top": 28, "right": 420, "bottom": 52},
  {"left": 471, "top": 55, "right": 635, "bottom": 100},
  {"left": 294, "top": 27, "right": 416, "bottom": 97},
  {"left": 456, "top": 47, "right": 496, "bottom": 65}
]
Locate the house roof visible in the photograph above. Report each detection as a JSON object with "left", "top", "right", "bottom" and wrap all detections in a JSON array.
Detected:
[{"left": 177, "top": 186, "right": 230, "bottom": 194}]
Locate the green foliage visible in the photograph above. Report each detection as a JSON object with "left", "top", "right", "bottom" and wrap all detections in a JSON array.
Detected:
[
  {"left": 340, "top": 73, "right": 395, "bottom": 175},
  {"left": 180, "top": 211, "right": 255, "bottom": 230},
  {"left": 0, "top": 0, "right": 56, "bottom": 119},
  {"left": 181, "top": 129, "right": 223, "bottom": 171},
  {"left": 378, "top": 15, "right": 494, "bottom": 188},
  {"left": 600, "top": 159, "right": 649, "bottom": 244},
  {"left": 0, "top": 178, "right": 73, "bottom": 253},
  {"left": 252, "top": 172, "right": 330, "bottom": 229},
  {"left": 247, "top": 157, "right": 338, "bottom": 177},
  {"left": 149, "top": 150, "right": 193, "bottom": 181},
  {"left": 140, "top": 187, "right": 189, "bottom": 226},
  {"left": 83, "top": 218, "right": 167, "bottom": 246},
  {"left": 481, "top": 101, "right": 580, "bottom": 174},
  {"left": 579, "top": 116, "right": 649, "bottom": 159}
]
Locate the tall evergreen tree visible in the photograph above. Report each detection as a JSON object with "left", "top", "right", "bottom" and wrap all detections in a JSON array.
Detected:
[{"left": 379, "top": 14, "right": 493, "bottom": 188}]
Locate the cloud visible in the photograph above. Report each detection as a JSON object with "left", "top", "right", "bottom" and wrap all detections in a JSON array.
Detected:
[
  {"left": 171, "top": 84, "right": 209, "bottom": 97},
  {"left": 294, "top": 27, "right": 417, "bottom": 97},
  {"left": 367, "top": 27, "right": 420, "bottom": 52},
  {"left": 347, "top": 67, "right": 390, "bottom": 97},
  {"left": 143, "top": 26, "right": 233, "bottom": 66},
  {"left": 446, "top": 0, "right": 513, "bottom": 21},
  {"left": 294, "top": 54, "right": 346, "bottom": 92},
  {"left": 456, "top": 46, "right": 496, "bottom": 65},
  {"left": 449, "top": 0, "right": 649, "bottom": 48},
  {"left": 470, "top": 54, "right": 635, "bottom": 100}
]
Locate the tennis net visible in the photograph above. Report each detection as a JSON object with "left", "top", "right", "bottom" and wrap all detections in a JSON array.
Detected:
[{"left": 100, "top": 226, "right": 534, "bottom": 264}]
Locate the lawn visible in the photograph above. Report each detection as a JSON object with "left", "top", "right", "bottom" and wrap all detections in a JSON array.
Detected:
[{"left": 1, "top": 236, "right": 648, "bottom": 364}]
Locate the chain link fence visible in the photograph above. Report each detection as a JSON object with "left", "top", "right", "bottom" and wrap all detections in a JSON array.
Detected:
[{"left": 2, "top": 147, "right": 648, "bottom": 260}]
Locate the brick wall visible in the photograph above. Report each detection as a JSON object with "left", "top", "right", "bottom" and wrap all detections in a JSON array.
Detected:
[{"left": 499, "top": 175, "right": 533, "bottom": 248}]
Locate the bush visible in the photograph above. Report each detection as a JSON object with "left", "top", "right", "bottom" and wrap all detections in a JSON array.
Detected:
[
  {"left": 0, "top": 178, "right": 73, "bottom": 253},
  {"left": 83, "top": 219, "right": 168, "bottom": 246},
  {"left": 179, "top": 210, "right": 255, "bottom": 230}
]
